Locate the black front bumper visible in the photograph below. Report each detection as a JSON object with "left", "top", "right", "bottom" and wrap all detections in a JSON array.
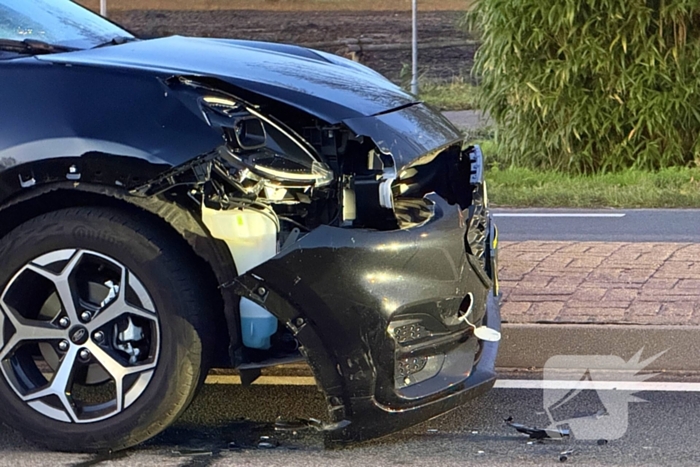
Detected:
[{"left": 233, "top": 193, "right": 499, "bottom": 445}]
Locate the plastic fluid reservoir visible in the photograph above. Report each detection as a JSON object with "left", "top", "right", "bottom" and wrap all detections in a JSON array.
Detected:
[
  {"left": 202, "top": 206, "right": 278, "bottom": 349},
  {"left": 239, "top": 298, "right": 278, "bottom": 349}
]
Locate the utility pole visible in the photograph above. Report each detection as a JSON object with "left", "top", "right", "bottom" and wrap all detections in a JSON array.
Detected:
[
  {"left": 411, "top": 0, "right": 418, "bottom": 95},
  {"left": 100, "top": 0, "right": 107, "bottom": 17}
]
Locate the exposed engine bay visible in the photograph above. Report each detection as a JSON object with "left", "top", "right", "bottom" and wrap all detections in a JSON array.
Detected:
[{"left": 133, "top": 76, "right": 490, "bottom": 364}]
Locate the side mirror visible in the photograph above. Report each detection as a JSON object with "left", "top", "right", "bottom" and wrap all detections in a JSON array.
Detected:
[{"left": 233, "top": 116, "right": 267, "bottom": 150}]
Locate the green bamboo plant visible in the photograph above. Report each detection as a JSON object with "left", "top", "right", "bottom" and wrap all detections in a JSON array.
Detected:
[{"left": 469, "top": 0, "right": 700, "bottom": 173}]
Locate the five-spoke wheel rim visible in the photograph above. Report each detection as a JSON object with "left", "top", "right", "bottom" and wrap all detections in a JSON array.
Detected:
[{"left": 0, "top": 249, "right": 160, "bottom": 423}]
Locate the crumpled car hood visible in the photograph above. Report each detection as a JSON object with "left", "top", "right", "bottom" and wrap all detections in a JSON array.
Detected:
[{"left": 40, "top": 36, "right": 418, "bottom": 123}]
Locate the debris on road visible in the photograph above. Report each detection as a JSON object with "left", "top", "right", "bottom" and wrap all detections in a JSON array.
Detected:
[
  {"left": 559, "top": 449, "right": 574, "bottom": 462},
  {"left": 274, "top": 417, "right": 324, "bottom": 432},
  {"left": 227, "top": 436, "right": 304, "bottom": 452},
  {"left": 257, "top": 436, "right": 280, "bottom": 449},
  {"left": 228, "top": 441, "right": 243, "bottom": 452},
  {"left": 171, "top": 448, "right": 213, "bottom": 457},
  {"left": 505, "top": 416, "right": 570, "bottom": 440},
  {"left": 274, "top": 416, "right": 350, "bottom": 432},
  {"left": 598, "top": 439, "right": 609, "bottom": 446}
]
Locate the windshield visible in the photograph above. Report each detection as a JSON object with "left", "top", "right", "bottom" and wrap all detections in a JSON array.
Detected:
[{"left": 0, "top": 0, "right": 132, "bottom": 49}]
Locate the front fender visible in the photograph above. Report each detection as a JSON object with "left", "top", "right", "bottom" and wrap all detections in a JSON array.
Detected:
[{"left": 0, "top": 59, "right": 222, "bottom": 204}]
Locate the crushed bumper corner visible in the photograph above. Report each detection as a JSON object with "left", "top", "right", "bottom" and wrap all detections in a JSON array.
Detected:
[
  {"left": 231, "top": 192, "right": 500, "bottom": 444},
  {"left": 323, "top": 292, "right": 501, "bottom": 446}
]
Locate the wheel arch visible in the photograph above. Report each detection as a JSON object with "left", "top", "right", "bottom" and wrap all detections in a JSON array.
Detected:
[{"left": 0, "top": 183, "right": 241, "bottom": 367}]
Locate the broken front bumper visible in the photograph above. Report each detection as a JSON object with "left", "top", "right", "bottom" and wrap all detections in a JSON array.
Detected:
[{"left": 234, "top": 193, "right": 499, "bottom": 444}]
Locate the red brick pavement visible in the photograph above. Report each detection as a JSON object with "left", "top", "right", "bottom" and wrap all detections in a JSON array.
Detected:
[{"left": 499, "top": 241, "right": 700, "bottom": 325}]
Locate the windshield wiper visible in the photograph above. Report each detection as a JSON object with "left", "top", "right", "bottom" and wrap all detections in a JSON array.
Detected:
[
  {"left": 92, "top": 36, "right": 137, "bottom": 49},
  {"left": 0, "top": 38, "right": 78, "bottom": 55}
]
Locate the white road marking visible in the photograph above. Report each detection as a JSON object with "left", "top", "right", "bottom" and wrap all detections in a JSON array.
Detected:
[
  {"left": 495, "top": 379, "right": 700, "bottom": 392},
  {"left": 493, "top": 213, "right": 626, "bottom": 218},
  {"left": 207, "top": 375, "right": 700, "bottom": 392}
]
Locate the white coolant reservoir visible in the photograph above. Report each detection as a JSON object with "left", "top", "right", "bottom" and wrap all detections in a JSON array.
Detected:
[{"left": 202, "top": 206, "right": 279, "bottom": 350}]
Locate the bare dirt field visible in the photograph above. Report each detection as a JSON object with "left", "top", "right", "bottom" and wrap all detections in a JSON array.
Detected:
[
  {"left": 108, "top": 9, "right": 477, "bottom": 83},
  {"left": 79, "top": 0, "right": 474, "bottom": 12}
]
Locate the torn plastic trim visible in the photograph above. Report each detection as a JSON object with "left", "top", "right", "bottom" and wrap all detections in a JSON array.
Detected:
[
  {"left": 341, "top": 102, "right": 463, "bottom": 171},
  {"left": 505, "top": 417, "right": 571, "bottom": 440},
  {"left": 392, "top": 144, "right": 485, "bottom": 225},
  {"left": 378, "top": 166, "right": 397, "bottom": 210},
  {"left": 469, "top": 145, "right": 485, "bottom": 185}
]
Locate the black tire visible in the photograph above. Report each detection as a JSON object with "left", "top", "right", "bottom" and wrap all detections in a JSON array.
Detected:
[{"left": 0, "top": 207, "right": 217, "bottom": 452}]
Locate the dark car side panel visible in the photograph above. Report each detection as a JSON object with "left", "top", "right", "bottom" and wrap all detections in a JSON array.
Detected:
[{"left": 0, "top": 58, "right": 221, "bottom": 205}]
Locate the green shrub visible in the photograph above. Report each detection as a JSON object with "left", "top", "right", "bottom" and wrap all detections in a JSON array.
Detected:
[{"left": 470, "top": 0, "right": 700, "bottom": 173}]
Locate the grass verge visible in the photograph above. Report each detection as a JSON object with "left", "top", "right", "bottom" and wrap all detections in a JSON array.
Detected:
[
  {"left": 419, "top": 79, "right": 477, "bottom": 111},
  {"left": 486, "top": 165, "right": 700, "bottom": 208}
]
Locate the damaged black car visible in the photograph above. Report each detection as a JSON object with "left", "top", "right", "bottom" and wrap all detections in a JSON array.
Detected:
[{"left": 0, "top": 0, "right": 500, "bottom": 452}]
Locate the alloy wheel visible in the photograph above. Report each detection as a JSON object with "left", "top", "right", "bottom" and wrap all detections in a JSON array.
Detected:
[{"left": 0, "top": 249, "right": 160, "bottom": 423}]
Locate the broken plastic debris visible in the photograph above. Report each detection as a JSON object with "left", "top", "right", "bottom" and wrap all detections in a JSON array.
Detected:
[
  {"left": 597, "top": 439, "right": 609, "bottom": 446},
  {"left": 559, "top": 449, "right": 574, "bottom": 462},
  {"left": 274, "top": 416, "right": 350, "bottom": 432},
  {"left": 228, "top": 437, "right": 287, "bottom": 452},
  {"left": 505, "top": 416, "right": 570, "bottom": 440},
  {"left": 171, "top": 448, "right": 213, "bottom": 457},
  {"left": 275, "top": 417, "right": 323, "bottom": 431},
  {"left": 257, "top": 435, "right": 279, "bottom": 449},
  {"left": 476, "top": 450, "right": 485, "bottom": 455},
  {"left": 470, "top": 430, "right": 479, "bottom": 435}
]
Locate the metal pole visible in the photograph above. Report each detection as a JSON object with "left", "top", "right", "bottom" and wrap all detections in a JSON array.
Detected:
[
  {"left": 411, "top": 0, "right": 418, "bottom": 95},
  {"left": 100, "top": 0, "right": 107, "bottom": 17}
]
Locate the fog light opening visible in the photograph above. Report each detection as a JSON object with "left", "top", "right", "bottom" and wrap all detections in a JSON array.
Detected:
[{"left": 394, "top": 355, "right": 445, "bottom": 389}]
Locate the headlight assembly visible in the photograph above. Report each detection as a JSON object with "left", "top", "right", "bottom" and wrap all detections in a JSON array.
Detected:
[{"left": 199, "top": 93, "right": 333, "bottom": 187}]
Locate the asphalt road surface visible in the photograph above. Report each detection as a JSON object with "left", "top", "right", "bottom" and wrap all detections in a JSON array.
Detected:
[
  {"left": 494, "top": 208, "right": 700, "bottom": 242},
  {"left": 3, "top": 382, "right": 700, "bottom": 466}
]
